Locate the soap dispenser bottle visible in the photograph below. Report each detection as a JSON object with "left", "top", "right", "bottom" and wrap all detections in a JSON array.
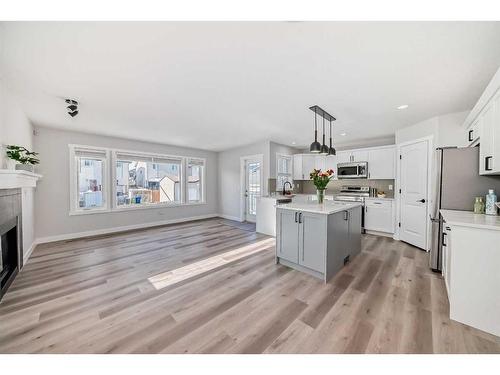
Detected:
[{"left": 485, "top": 189, "right": 498, "bottom": 215}]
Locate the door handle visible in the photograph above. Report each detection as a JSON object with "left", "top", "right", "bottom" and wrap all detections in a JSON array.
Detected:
[
  {"left": 485, "top": 156, "right": 493, "bottom": 171},
  {"left": 418, "top": 199, "right": 426, "bottom": 203}
]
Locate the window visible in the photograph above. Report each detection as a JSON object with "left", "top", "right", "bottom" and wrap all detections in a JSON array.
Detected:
[
  {"left": 115, "top": 152, "right": 182, "bottom": 207},
  {"left": 276, "top": 154, "right": 293, "bottom": 190},
  {"left": 69, "top": 144, "right": 206, "bottom": 215},
  {"left": 70, "top": 146, "right": 108, "bottom": 213},
  {"left": 187, "top": 158, "right": 205, "bottom": 203}
]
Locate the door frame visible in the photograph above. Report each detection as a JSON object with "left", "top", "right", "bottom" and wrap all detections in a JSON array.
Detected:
[
  {"left": 240, "top": 154, "right": 264, "bottom": 222},
  {"left": 395, "top": 135, "right": 433, "bottom": 251}
]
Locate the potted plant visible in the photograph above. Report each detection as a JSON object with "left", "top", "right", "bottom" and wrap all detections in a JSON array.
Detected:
[
  {"left": 5, "top": 145, "right": 40, "bottom": 172},
  {"left": 310, "top": 168, "right": 335, "bottom": 204}
]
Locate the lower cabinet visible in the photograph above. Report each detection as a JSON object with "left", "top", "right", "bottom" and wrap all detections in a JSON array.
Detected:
[
  {"left": 364, "top": 198, "right": 394, "bottom": 234},
  {"left": 276, "top": 206, "right": 362, "bottom": 281}
]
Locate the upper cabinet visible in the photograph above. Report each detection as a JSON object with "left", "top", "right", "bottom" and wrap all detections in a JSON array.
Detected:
[
  {"left": 463, "top": 67, "right": 500, "bottom": 175},
  {"left": 367, "top": 146, "right": 396, "bottom": 179},
  {"left": 292, "top": 145, "right": 396, "bottom": 180}
]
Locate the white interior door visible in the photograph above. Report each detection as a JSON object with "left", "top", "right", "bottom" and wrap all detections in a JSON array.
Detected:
[
  {"left": 245, "top": 159, "right": 261, "bottom": 222},
  {"left": 399, "top": 139, "right": 429, "bottom": 250}
]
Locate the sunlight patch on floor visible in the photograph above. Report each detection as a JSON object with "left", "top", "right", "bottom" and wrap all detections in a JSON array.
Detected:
[{"left": 148, "top": 238, "right": 275, "bottom": 290}]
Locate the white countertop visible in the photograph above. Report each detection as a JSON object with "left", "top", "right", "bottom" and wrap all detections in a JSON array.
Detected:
[
  {"left": 277, "top": 201, "right": 363, "bottom": 215},
  {"left": 440, "top": 209, "right": 500, "bottom": 231}
]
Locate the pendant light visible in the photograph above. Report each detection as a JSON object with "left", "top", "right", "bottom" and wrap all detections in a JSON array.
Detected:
[
  {"left": 309, "top": 108, "right": 321, "bottom": 153},
  {"left": 328, "top": 118, "right": 336, "bottom": 156},
  {"left": 320, "top": 116, "right": 329, "bottom": 155}
]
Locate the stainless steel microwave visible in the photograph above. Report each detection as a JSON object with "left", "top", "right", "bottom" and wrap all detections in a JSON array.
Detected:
[{"left": 337, "top": 162, "right": 368, "bottom": 179}]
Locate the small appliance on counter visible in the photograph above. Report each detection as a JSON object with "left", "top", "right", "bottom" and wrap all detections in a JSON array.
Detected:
[{"left": 485, "top": 189, "right": 498, "bottom": 215}]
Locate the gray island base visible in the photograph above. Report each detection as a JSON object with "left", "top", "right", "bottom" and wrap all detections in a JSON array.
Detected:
[{"left": 275, "top": 202, "right": 362, "bottom": 283}]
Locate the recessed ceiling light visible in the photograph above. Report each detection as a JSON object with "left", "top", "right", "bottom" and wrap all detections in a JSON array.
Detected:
[
  {"left": 292, "top": 141, "right": 296, "bottom": 145},
  {"left": 340, "top": 132, "right": 347, "bottom": 136},
  {"left": 397, "top": 104, "right": 409, "bottom": 110}
]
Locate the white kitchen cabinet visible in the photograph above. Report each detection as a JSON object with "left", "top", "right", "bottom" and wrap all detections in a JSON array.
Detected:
[
  {"left": 364, "top": 198, "right": 394, "bottom": 234},
  {"left": 302, "top": 154, "right": 315, "bottom": 179},
  {"left": 479, "top": 100, "right": 496, "bottom": 174},
  {"left": 441, "top": 222, "right": 452, "bottom": 295},
  {"left": 336, "top": 151, "right": 351, "bottom": 164},
  {"left": 367, "top": 146, "right": 395, "bottom": 179},
  {"left": 314, "top": 155, "right": 326, "bottom": 171},
  {"left": 293, "top": 154, "right": 303, "bottom": 180},
  {"left": 463, "top": 67, "right": 500, "bottom": 175},
  {"left": 351, "top": 150, "right": 369, "bottom": 162}
]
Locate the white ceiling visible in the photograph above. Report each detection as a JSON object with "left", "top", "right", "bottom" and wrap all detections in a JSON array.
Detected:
[{"left": 1, "top": 22, "right": 500, "bottom": 151}]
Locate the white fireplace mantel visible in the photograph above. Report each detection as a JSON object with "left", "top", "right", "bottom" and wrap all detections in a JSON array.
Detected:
[{"left": 0, "top": 169, "right": 42, "bottom": 189}]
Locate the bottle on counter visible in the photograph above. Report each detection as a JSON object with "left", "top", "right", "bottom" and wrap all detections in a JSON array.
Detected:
[
  {"left": 485, "top": 189, "right": 498, "bottom": 216},
  {"left": 474, "top": 196, "right": 485, "bottom": 214}
]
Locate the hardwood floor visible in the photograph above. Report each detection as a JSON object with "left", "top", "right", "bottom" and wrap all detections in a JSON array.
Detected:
[{"left": 1, "top": 218, "right": 499, "bottom": 354}]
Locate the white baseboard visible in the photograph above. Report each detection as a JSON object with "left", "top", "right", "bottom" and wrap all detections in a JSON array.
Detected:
[
  {"left": 34, "top": 213, "right": 219, "bottom": 245},
  {"left": 365, "top": 229, "right": 395, "bottom": 238},
  {"left": 23, "top": 242, "right": 36, "bottom": 266},
  {"left": 217, "top": 213, "right": 244, "bottom": 222}
]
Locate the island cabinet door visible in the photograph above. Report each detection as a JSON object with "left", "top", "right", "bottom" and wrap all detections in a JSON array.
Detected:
[
  {"left": 299, "top": 212, "right": 326, "bottom": 273},
  {"left": 277, "top": 209, "right": 299, "bottom": 263}
]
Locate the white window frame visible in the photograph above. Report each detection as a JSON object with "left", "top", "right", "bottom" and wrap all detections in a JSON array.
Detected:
[
  {"left": 69, "top": 144, "right": 207, "bottom": 215},
  {"left": 69, "top": 144, "right": 110, "bottom": 215},
  {"left": 186, "top": 157, "right": 206, "bottom": 204},
  {"left": 111, "top": 148, "right": 185, "bottom": 210},
  {"left": 275, "top": 153, "right": 293, "bottom": 191}
]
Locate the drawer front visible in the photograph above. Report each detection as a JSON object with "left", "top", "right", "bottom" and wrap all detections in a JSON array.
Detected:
[{"left": 365, "top": 199, "right": 392, "bottom": 209}]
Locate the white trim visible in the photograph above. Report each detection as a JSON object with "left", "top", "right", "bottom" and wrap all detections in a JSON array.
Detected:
[
  {"left": 240, "top": 154, "right": 264, "bottom": 222},
  {"left": 69, "top": 144, "right": 110, "bottom": 215},
  {"left": 34, "top": 213, "right": 219, "bottom": 245},
  {"left": 217, "top": 213, "right": 244, "bottom": 222},
  {"left": 23, "top": 242, "right": 36, "bottom": 266},
  {"left": 395, "top": 135, "right": 434, "bottom": 250},
  {"left": 0, "top": 169, "right": 42, "bottom": 189}
]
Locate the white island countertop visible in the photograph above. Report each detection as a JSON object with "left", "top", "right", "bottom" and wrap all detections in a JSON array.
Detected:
[
  {"left": 277, "top": 201, "right": 363, "bottom": 215},
  {"left": 440, "top": 209, "right": 500, "bottom": 231}
]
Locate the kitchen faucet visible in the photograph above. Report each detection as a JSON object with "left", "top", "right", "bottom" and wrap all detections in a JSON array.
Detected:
[{"left": 282, "top": 181, "right": 293, "bottom": 195}]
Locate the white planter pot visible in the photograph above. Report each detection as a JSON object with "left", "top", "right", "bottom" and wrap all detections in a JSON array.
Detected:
[{"left": 15, "top": 164, "right": 35, "bottom": 173}]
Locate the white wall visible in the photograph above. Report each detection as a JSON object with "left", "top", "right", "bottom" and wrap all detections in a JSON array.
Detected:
[
  {"left": 33, "top": 127, "right": 219, "bottom": 241},
  {"left": 217, "top": 140, "right": 271, "bottom": 221},
  {"left": 394, "top": 110, "right": 469, "bottom": 248},
  {"left": 0, "top": 81, "right": 34, "bottom": 169}
]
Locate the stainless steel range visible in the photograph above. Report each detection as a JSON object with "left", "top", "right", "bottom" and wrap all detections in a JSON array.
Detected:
[{"left": 334, "top": 186, "right": 369, "bottom": 231}]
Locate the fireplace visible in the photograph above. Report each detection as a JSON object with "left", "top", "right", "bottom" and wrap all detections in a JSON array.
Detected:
[{"left": 0, "top": 189, "right": 22, "bottom": 301}]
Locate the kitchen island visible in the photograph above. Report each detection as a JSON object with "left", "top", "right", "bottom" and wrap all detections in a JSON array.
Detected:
[{"left": 276, "top": 201, "right": 362, "bottom": 282}]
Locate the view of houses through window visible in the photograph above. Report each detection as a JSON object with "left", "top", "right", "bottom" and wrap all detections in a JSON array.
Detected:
[
  {"left": 70, "top": 145, "right": 205, "bottom": 214},
  {"left": 115, "top": 158, "right": 182, "bottom": 207}
]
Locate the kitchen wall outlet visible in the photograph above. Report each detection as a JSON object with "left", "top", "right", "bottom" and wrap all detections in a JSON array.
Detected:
[{"left": 389, "top": 184, "right": 393, "bottom": 190}]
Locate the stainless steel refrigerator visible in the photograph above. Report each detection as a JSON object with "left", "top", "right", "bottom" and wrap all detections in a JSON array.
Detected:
[{"left": 430, "top": 147, "right": 500, "bottom": 271}]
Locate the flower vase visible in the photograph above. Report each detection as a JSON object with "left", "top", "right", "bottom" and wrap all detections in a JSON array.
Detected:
[{"left": 317, "top": 189, "right": 325, "bottom": 204}]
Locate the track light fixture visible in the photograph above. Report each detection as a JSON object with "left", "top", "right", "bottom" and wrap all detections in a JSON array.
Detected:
[{"left": 65, "top": 99, "right": 79, "bottom": 118}]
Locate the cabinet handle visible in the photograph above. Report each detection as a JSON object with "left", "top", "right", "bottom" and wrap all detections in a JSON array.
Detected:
[
  {"left": 373, "top": 202, "right": 382, "bottom": 205},
  {"left": 294, "top": 212, "right": 298, "bottom": 223},
  {"left": 468, "top": 129, "right": 473, "bottom": 142},
  {"left": 298, "top": 212, "right": 302, "bottom": 223},
  {"left": 485, "top": 156, "right": 493, "bottom": 171},
  {"left": 442, "top": 232, "right": 447, "bottom": 247},
  {"left": 344, "top": 211, "right": 349, "bottom": 220}
]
